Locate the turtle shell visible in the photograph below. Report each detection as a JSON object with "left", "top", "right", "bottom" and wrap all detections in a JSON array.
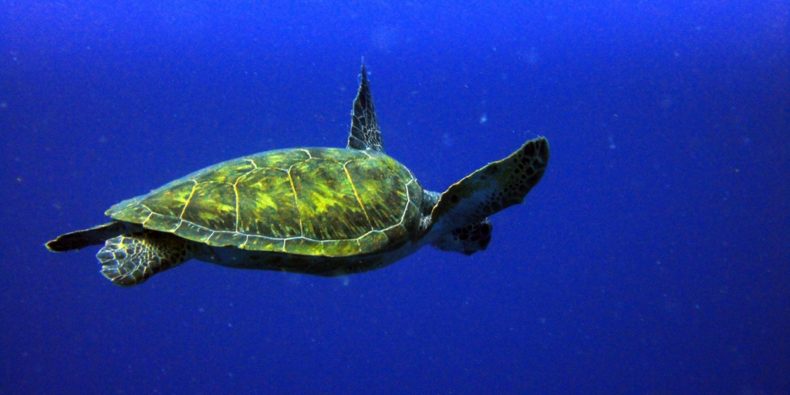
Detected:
[{"left": 106, "top": 148, "right": 424, "bottom": 257}]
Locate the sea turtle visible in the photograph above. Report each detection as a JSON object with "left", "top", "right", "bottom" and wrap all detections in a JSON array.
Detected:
[{"left": 46, "top": 65, "right": 549, "bottom": 286}]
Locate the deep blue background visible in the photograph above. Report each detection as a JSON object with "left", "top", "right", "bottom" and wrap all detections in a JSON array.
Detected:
[{"left": 1, "top": 1, "right": 788, "bottom": 394}]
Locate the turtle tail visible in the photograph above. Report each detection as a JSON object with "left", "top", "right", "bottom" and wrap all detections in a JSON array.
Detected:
[
  {"left": 96, "top": 232, "right": 190, "bottom": 286},
  {"left": 46, "top": 222, "right": 128, "bottom": 252}
]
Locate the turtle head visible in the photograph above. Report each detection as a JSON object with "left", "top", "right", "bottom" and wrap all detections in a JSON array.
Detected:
[{"left": 432, "top": 218, "right": 492, "bottom": 255}]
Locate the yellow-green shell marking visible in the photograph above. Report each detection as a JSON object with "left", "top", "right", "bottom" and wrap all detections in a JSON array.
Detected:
[{"left": 106, "top": 148, "right": 424, "bottom": 257}]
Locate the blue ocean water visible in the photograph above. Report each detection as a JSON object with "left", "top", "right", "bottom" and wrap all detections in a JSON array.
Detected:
[{"left": 1, "top": 1, "right": 788, "bottom": 393}]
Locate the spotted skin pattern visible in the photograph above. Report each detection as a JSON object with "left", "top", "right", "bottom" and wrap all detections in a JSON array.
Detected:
[
  {"left": 430, "top": 137, "right": 549, "bottom": 232},
  {"left": 106, "top": 148, "right": 423, "bottom": 258}
]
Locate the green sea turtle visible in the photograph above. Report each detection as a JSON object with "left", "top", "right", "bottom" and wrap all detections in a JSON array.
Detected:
[{"left": 46, "top": 65, "right": 549, "bottom": 286}]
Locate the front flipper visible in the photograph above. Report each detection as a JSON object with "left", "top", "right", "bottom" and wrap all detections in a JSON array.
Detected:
[
  {"left": 347, "top": 63, "right": 383, "bottom": 151},
  {"left": 430, "top": 137, "right": 549, "bottom": 233}
]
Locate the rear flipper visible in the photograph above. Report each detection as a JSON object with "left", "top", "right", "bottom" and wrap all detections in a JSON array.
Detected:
[
  {"left": 46, "top": 222, "right": 129, "bottom": 252},
  {"left": 97, "top": 232, "right": 190, "bottom": 286}
]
